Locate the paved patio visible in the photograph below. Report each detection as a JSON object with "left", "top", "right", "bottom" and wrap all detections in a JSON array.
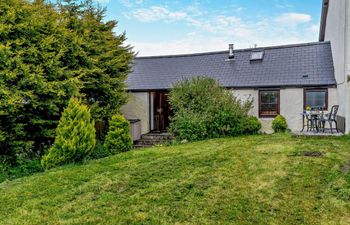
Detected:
[{"left": 293, "top": 130, "right": 344, "bottom": 137}]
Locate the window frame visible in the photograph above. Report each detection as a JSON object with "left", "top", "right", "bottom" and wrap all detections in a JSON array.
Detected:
[
  {"left": 303, "top": 88, "right": 328, "bottom": 110},
  {"left": 259, "top": 89, "right": 280, "bottom": 118}
]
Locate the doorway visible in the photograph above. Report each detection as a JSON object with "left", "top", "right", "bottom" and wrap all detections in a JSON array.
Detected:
[{"left": 153, "top": 92, "right": 171, "bottom": 132}]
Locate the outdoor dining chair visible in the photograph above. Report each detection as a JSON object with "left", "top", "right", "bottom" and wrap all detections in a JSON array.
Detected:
[{"left": 319, "top": 105, "right": 339, "bottom": 133}]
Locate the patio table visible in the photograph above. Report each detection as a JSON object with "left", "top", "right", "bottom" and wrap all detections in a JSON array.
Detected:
[{"left": 300, "top": 111, "right": 320, "bottom": 132}]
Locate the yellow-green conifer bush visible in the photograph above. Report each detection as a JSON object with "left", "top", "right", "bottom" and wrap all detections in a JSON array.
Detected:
[
  {"left": 41, "top": 98, "right": 96, "bottom": 169},
  {"left": 103, "top": 115, "right": 132, "bottom": 155}
]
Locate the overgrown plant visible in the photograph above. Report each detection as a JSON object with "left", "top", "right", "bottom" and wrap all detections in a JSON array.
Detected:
[
  {"left": 41, "top": 98, "right": 96, "bottom": 169},
  {"left": 169, "top": 77, "right": 259, "bottom": 141},
  {"left": 104, "top": 115, "right": 132, "bottom": 155}
]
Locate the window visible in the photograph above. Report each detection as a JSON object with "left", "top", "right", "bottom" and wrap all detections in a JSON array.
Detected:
[
  {"left": 259, "top": 90, "right": 280, "bottom": 117},
  {"left": 250, "top": 51, "right": 264, "bottom": 61},
  {"left": 304, "top": 89, "right": 328, "bottom": 110}
]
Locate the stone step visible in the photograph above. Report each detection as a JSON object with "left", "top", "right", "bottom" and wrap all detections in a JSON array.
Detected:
[
  {"left": 133, "top": 144, "right": 151, "bottom": 149},
  {"left": 133, "top": 133, "right": 174, "bottom": 149},
  {"left": 135, "top": 139, "right": 169, "bottom": 145},
  {"left": 141, "top": 133, "right": 174, "bottom": 141}
]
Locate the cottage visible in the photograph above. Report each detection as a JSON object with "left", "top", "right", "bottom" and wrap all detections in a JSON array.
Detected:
[{"left": 122, "top": 0, "right": 350, "bottom": 136}]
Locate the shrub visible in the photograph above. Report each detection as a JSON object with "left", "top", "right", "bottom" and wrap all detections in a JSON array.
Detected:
[
  {"left": 103, "top": 115, "right": 132, "bottom": 155},
  {"left": 243, "top": 116, "right": 262, "bottom": 134},
  {"left": 90, "top": 141, "right": 110, "bottom": 159},
  {"left": 169, "top": 77, "right": 253, "bottom": 141},
  {"left": 169, "top": 111, "right": 208, "bottom": 141},
  {"left": 272, "top": 115, "right": 288, "bottom": 133},
  {"left": 41, "top": 98, "right": 96, "bottom": 169},
  {"left": 0, "top": 159, "right": 42, "bottom": 183}
]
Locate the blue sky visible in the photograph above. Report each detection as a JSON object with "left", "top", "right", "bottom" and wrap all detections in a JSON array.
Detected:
[{"left": 96, "top": 0, "right": 322, "bottom": 56}]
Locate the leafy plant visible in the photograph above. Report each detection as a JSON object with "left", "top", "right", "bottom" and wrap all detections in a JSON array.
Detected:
[
  {"left": 169, "top": 77, "right": 254, "bottom": 141},
  {"left": 103, "top": 115, "right": 132, "bottom": 155},
  {"left": 90, "top": 141, "right": 110, "bottom": 159},
  {"left": 41, "top": 98, "right": 96, "bottom": 169},
  {"left": 0, "top": 159, "right": 42, "bottom": 183},
  {"left": 243, "top": 116, "right": 262, "bottom": 134},
  {"left": 169, "top": 111, "right": 208, "bottom": 141},
  {"left": 272, "top": 115, "right": 288, "bottom": 133}
]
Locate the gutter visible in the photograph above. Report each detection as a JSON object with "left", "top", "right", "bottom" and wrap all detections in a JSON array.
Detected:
[{"left": 127, "top": 84, "right": 338, "bottom": 92}]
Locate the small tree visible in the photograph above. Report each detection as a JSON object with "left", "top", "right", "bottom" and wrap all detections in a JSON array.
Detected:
[
  {"left": 104, "top": 115, "right": 132, "bottom": 155},
  {"left": 41, "top": 98, "right": 96, "bottom": 169}
]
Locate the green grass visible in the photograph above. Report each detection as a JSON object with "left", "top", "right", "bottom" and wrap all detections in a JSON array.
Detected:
[{"left": 1, "top": 134, "right": 350, "bottom": 224}]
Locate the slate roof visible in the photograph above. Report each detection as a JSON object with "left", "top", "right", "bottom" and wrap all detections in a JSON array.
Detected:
[{"left": 126, "top": 42, "right": 336, "bottom": 91}]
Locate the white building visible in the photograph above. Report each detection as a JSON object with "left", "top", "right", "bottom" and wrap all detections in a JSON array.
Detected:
[
  {"left": 319, "top": 0, "right": 350, "bottom": 133},
  {"left": 122, "top": 0, "right": 347, "bottom": 136}
]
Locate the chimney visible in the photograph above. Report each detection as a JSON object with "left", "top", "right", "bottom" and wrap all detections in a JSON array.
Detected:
[{"left": 228, "top": 44, "right": 234, "bottom": 59}]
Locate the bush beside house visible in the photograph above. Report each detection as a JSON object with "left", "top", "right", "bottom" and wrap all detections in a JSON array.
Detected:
[
  {"left": 272, "top": 115, "right": 288, "bottom": 133},
  {"left": 169, "top": 77, "right": 261, "bottom": 141},
  {"left": 243, "top": 116, "right": 262, "bottom": 134},
  {"left": 103, "top": 115, "right": 132, "bottom": 155},
  {"left": 41, "top": 98, "right": 96, "bottom": 169}
]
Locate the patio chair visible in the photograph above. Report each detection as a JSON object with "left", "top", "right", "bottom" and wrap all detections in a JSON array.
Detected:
[
  {"left": 316, "top": 107, "right": 325, "bottom": 130},
  {"left": 319, "top": 105, "right": 339, "bottom": 133}
]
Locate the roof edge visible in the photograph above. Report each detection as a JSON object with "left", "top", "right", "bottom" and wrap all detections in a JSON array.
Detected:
[
  {"left": 135, "top": 41, "right": 331, "bottom": 59},
  {"left": 126, "top": 84, "right": 337, "bottom": 92},
  {"left": 319, "top": 0, "right": 329, "bottom": 41}
]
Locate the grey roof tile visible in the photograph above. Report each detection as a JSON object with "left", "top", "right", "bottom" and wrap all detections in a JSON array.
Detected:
[{"left": 126, "top": 42, "right": 336, "bottom": 90}]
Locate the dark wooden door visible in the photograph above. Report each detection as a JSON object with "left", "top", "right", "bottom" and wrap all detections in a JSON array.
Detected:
[{"left": 153, "top": 92, "right": 171, "bottom": 132}]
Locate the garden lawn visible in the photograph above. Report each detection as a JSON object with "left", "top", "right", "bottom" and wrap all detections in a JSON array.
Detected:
[{"left": 1, "top": 134, "right": 350, "bottom": 225}]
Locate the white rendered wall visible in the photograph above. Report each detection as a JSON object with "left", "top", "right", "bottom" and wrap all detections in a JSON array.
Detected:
[
  {"left": 121, "top": 88, "right": 338, "bottom": 135},
  {"left": 121, "top": 92, "right": 150, "bottom": 135},
  {"left": 324, "top": 0, "right": 350, "bottom": 133},
  {"left": 232, "top": 89, "right": 273, "bottom": 133},
  {"left": 233, "top": 88, "right": 338, "bottom": 133}
]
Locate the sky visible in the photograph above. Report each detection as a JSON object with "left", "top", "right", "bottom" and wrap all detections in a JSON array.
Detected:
[{"left": 95, "top": 0, "right": 323, "bottom": 56}]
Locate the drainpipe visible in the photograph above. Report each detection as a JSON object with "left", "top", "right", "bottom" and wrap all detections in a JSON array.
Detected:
[
  {"left": 338, "top": 0, "right": 347, "bottom": 85},
  {"left": 344, "top": 0, "right": 348, "bottom": 85},
  {"left": 346, "top": 0, "right": 350, "bottom": 133}
]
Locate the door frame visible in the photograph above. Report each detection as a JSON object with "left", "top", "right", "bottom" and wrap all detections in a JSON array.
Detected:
[{"left": 150, "top": 91, "right": 171, "bottom": 132}]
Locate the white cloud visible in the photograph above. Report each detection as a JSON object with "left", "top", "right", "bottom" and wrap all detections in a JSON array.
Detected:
[
  {"left": 128, "top": 27, "right": 317, "bottom": 56},
  {"left": 95, "top": 0, "right": 110, "bottom": 3},
  {"left": 131, "top": 6, "right": 188, "bottom": 22},
  {"left": 273, "top": 0, "right": 294, "bottom": 9},
  {"left": 125, "top": 6, "right": 317, "bottom": 56},
  {"left": 128, "top": 37, "right": 229, "bottom": 56},
  {"left": 119, "top": 0, "right": 144, "bottom": 7},
  {"left": 130, "top": 6, "right": 254, "bottom": 38},
  {"left": 308, "top": 24, "right": 319, "bottom": 33},
  {"left": 275, "top": 13, "right": 312, "bottom": 26}
]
